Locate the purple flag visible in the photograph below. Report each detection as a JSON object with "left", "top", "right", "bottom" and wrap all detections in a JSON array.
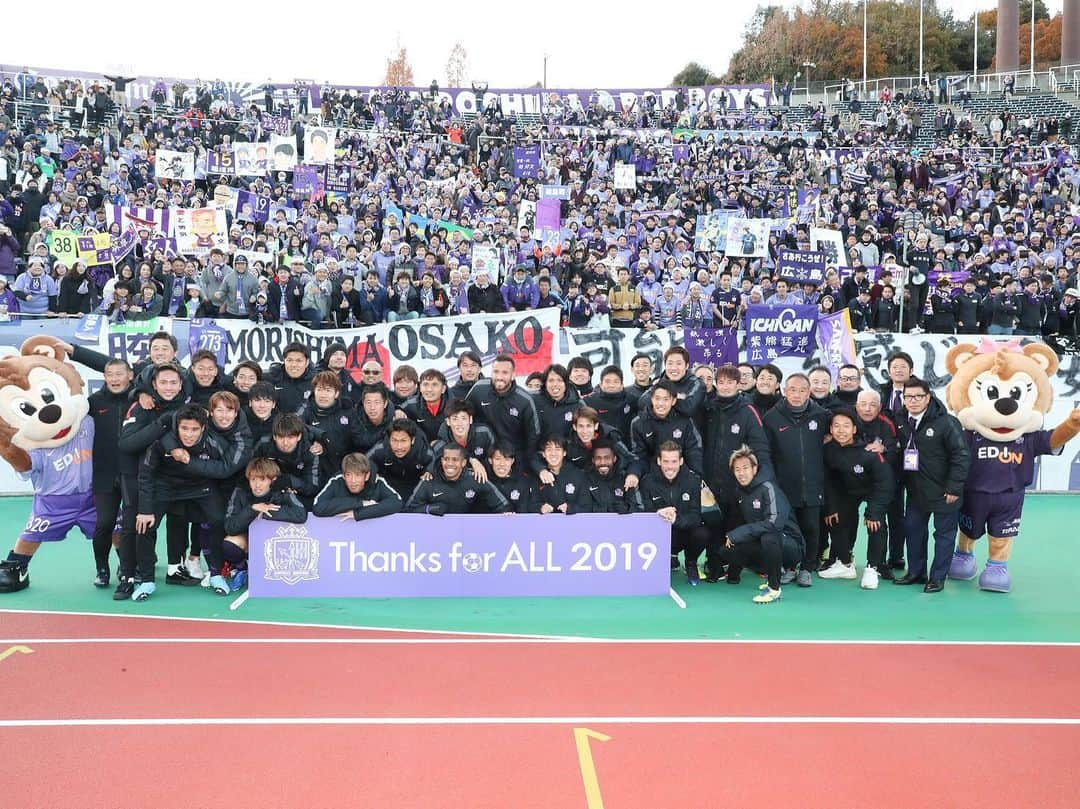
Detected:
[
  {"left": 673, "top": 144, "right": 690, "bottom": 162},
  {"left": 236, "top": 190, "right": 271, "bottom": 223},
  {"left": 536, "top": 198, "right": 560, "bottom": 232},
  {"left": 815, "top": 310, "right": 858, "bottom": 384},
  {"left": 683, "top": 327, "right": 738, "bottom": 367},
  {"left": 60, "top": 140, "right": 80, "bottom": 162},
  {"left": 206, "top": 148, "right": 235, "bottom": 175},
  {"left": 293, "top": 164, "right": 322, "bottom": 199},
  {"left": 776, "top": 249, "right": 826, "bottom": 284},
  {"left": 745, "top": 304, "right": 817, "bottom": 363},
  {"left": 110, "top": 226, "right": 139, "bottom": 262},
  {"left": 249, "top": 513, "right": 671, "bottom": 598},
  {"left": 512, "top": 145, "right": 542, "bottom": 179},
  {"left": 187, "top": 319, "right": 229, "bottom": 365},
  {"left": 324, "top": 164, "right": 352, "bottom": 195}
]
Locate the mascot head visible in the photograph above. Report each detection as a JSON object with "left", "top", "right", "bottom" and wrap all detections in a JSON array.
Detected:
[
  {"left": 945, "top": 338, "right": 1057, "bottom": 443},
  {"left": 0, "top": 336, "right": 89, "bottom": 472}
]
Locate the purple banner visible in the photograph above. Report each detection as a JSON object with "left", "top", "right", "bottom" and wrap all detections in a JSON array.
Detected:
[
  {"left": 815, "top": 310, "right": 857, "bottom": 384},
  {"left": 324, "top": 164, "right": 352, "bottom": 195},
  {"left": 249, "top": 513, "right": 671, "bottom": 598},
  {"left": 776, "top": 249, "right": 827, "bottom": 284},
  {"left": 206, "top": 148, "right": 235, "bottom": 176},
  {"left": 513, "top": 145, "right": 541, "bottom": 179},
  {"left": 236, "top": 190, "right": 271, "bottom": 223},
  {"left": 745, "top": 304, "right": 818, "bottom": 363},
  {"left": 536, "top": 198, "right": 560, "bottom": 232},
  {"left": 293, "top": 165, "right": 322, "bottom": 199},
  {"left": 683, "top": 327, "right": 738, "bottom": 367}
]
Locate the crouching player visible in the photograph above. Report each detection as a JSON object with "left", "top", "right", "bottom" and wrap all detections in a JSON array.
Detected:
[
  {"left": 312, "top": 453, "right": 403, "bottom": 521},
  {"left": 223, "top": 458, "right": 307, "bottom": 590}
]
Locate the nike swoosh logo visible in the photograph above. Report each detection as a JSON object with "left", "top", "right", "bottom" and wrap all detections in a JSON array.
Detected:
[
  {"left": 589, "top": 486, "right": 599, "bottom": 492},
  {"left": 18, "top": 570, "right": 28, "bottom": 582},
  {"left": 432, "top": 492, "right": 443, "bottom": 498},
  {"left": 779, "top": 426, "right": 789, "bottom": 432},
  {"left": 651, "top": 496, "right": 661, "bottom": 501},
  {"left": 98, "top": 409, "right": 109, "bottom": 414},
  {"left": 645, "top": 432, "right": 654, "bottom": 437},
  {"left": 480, "top": 402, "right": 491, "bottom": 407}
]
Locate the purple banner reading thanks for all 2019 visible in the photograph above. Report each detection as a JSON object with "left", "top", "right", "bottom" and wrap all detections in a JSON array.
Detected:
[{"left": 249, "top": 513, "right": 672, "bottom": 599}]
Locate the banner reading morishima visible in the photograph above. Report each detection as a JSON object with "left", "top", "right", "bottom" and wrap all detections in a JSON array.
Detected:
[
  {"left": 745, "top": 305, "right": 818, "bottom": 362},
  {"left": 106, "top": 307, "right": 562, "bottom": 385},
  {"left": 776, "top": 249, "right": 827, "bottom": 284},
  {"left": 248, "top": 513, "right": 671, "bottom": 598}
]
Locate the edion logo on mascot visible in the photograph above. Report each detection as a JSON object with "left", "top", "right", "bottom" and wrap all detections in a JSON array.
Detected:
[
  {"left": 943, "top": 339, "right": 1080, "bottom": 593},
  {"left": 0, "top": 337, "right": 96, "bottom": 593}
]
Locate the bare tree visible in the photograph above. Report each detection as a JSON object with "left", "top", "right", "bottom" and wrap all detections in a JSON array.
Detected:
[{"left": 445, "top": 42, "right": 469, "bottom": 87}]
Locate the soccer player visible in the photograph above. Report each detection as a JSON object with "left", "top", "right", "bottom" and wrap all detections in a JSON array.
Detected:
[
  {"left": 313, "top": 453, "right": 403, "bottom": 520},
  {"left": 404, "top": 444, "right": 508, "bottom": 515}
]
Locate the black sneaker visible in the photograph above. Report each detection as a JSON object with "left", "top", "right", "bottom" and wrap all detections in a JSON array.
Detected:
[
  {"left": 0, "top": 560, "right": 29, "bottom": 593},
  {"left": 166, "top": 567, "right": 201, "bottom": 586},
  {"left": 888, "top": 558, "right": 906, "bottom": 571},
  {"left": 93, "top": 567, "right": 110, "bottom": 588},
  {"left": 876, "top": 564, "right": 896, "bottom": 582},
  {"left": 113, "top": 578, "right": 135, "bottom": 600}
]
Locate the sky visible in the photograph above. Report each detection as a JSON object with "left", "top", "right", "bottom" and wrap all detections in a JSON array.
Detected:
[{"left": 0, "top": 1, "right": 1066, "bottom": 90}]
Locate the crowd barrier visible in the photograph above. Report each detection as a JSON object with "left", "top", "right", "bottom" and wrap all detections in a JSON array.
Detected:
[
  {"left": 0, "top": 311, "right": 1078, "bottom": 493},
  {"left": 249, "top": 513, "right": 671, "bottom": 599}
]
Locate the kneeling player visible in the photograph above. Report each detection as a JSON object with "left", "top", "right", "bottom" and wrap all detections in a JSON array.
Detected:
[
  {"left": 312, "top": 453, "right": 403, "bottom": 521},
  {"left": 223, "top": 458, "right": 307, "bottom": 590}
]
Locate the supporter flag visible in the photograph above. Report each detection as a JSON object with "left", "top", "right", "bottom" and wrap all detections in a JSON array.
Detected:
[
  {"left": 512, "top": 145, "right": 541, "bottom": 179},
  {"left": 110, "top": 224, "right": 139, "bottom": 262},
  {"left": 683, "top": 327, "right": 738, "bottom": 368},
  {"left": 776, "top": 249, "right": 826, "bottom": 284},
  {"left": 745, "top": 304, "right": 817, "bottom": 363},
  {"left": 292, "top": 165, "right": 322, "bottom": 200},
  {"left": 815, "top": 310, "right": 857, "bottom": 384},
  {"left": 188, "top": 319, "right": 229, "bottom": 366}
]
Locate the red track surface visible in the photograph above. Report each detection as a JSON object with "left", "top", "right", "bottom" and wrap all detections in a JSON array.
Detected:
[{"left": 1, "top": 613, "right": 1078, "bottom": 808}]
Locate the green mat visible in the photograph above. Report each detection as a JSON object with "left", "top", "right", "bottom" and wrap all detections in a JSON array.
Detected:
[{"left": 3, "top": 494, "right": 1078, "bottom": 642}]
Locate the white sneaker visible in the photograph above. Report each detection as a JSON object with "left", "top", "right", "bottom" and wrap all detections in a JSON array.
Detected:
[
  {"left": 199, "top": 572, "right": 211, "bottom": 588},
  {"left": 860, "top": 566, "right": 880, "bottom": 589},
  {"left": 819, "top": 561, "right": 857, "bottom": 579},
  {"left": 185, "top": 556, "right": 206, "bottom": 579}
]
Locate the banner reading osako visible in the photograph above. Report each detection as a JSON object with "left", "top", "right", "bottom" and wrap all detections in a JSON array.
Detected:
[
  {"left": 249, "top": 513, "right": 671, "bottom": 599},
  {"left": 107, "top": 307, "right": 562, "bottom": 383}
]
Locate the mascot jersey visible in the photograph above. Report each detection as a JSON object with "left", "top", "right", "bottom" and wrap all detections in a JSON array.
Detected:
[
  {"left": 25, "top": 418, "right": 94, "bottom": 496},
  {"left": 964, "top": 430, "right": 1055, "bottom": 494}
]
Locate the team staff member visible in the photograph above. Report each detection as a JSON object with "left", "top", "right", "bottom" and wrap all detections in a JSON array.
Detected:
[
  {"left": 366, "top": 418, "right": 434, "bottom": 499},
  {"left": 465, "top": 354, "right": 541, "bottom": 464},
  {"left": 535, "top": 436, "right": 587, "bottom": 515},
  {"left": 820, "top": 409, "right": 894, "bottom": 589},
  {"left": 405, "top": 444, "right": 509, "bottom": 515},
  {"left": 721, "top": 446, "right": 805, "bottom": 604},
  {"left": 135, "top": 405, "right": 233, "bottom": 599},
  {"left": 763, "top": 373, "right": 829, "bottom": 587},
  {"left": 894, "top": 378, "right": 971, "bottom": 593},
  {"left": 855, "top": 390, "right": 905, "bottom": 570},
  {"left": 88, "top": 358, "right": 133, "bottom": 588},
  {"left": 312, "top": 453, "right": 404, "bottom": 520},
  {"left": 116, "top": 362, "right": 192, "bottom": 599},
  {"left": 223, "top": 458, "right": 307, "bottom": 590},
  {"left": 583, "top": 440, "right": 638, "bottom": 514},
  {"left": 637, "top": 441, "right": 708, "bottom": 586}
]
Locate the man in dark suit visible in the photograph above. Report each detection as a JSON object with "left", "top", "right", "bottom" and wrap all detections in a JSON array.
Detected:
[{"left": 894, "top": 378, "right": 971, "bottom": 593}]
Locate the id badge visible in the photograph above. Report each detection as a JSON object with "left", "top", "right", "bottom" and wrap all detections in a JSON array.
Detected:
[{"left": 903, "top": 449, "right": 920, "bottom": 472}]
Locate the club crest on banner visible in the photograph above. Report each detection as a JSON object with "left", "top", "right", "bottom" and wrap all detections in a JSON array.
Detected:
[{"left": 263, "top": 525, "right": 320, "bottom": 585}]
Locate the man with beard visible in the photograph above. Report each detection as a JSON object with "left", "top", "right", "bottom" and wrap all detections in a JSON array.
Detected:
[
  {"left": 465, "top": 354, "right": 541, "bottom": 465},
  {"left": 583, "top": 440, "right": 638, "bottom": 514}
]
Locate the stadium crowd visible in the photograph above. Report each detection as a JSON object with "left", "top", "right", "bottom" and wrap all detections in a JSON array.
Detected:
[{"left": 0, "top": 68, "right": 1073, "bottom": 603}]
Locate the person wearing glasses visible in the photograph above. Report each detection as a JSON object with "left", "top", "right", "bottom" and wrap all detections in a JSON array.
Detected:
[{"left": 894, "top": 378, "right": 970, "bottom": 593}]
